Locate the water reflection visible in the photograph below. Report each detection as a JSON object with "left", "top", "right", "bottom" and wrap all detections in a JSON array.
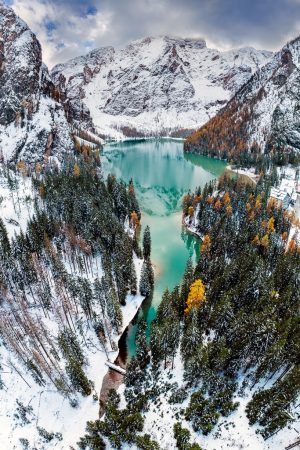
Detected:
[{"left": 101, "top": 139, "right": 226, "bottom": 358}]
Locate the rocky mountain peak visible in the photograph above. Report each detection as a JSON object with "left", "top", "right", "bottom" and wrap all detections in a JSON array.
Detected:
[
  {"left": 0, "top": 4, "right": 73, "bottom": 162},
  {"left": 0, "top": 4, "right": 41, "bottom": 126},
  {"left": 51, "top": 35, "right": 272, "bottom": 139}
]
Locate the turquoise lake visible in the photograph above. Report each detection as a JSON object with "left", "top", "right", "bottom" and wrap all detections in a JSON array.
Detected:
[{"left": 101, "top": 139, "right": 226, "bottom": 357}]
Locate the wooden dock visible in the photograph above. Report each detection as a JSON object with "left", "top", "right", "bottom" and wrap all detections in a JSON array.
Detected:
[{"left": 105, "top": 361, "right": 126, "bottom": 375}]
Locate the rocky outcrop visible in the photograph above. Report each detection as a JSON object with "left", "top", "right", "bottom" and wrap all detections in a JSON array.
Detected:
[
  {"left": 51, "top": 36, "right": 272, "bottom": 139},
  {"left": 184, "top": 36, "right": 300, "bottom": 163},
  {"left": 0, "top": 4, "right": 73, "bottom": 162}
]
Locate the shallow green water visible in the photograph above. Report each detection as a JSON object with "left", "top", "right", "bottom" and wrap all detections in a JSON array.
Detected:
[{"left": 102, "top": 139, "right": 226, "bottom": 357}]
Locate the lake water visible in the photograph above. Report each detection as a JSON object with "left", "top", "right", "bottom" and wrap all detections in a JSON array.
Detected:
[{"left": 102, "top": 139, "right": 226, "bottom": 358}]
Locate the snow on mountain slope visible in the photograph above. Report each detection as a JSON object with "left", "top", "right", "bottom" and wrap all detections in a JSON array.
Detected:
[
  {"left": 0, "top": 4, "right": 73, "bottom": 162},
  {"left": 51, "top": 36, "right": 272, "bottom": 139},
  {"left": 185, "top": 36, "right": 300, "bottom": 158}
]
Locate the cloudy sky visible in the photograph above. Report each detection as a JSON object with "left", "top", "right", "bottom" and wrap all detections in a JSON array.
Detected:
[{"left": 4, "top": 0, "right": 300, "bottom": 68}]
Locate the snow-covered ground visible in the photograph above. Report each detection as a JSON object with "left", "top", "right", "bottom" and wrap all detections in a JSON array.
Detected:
[
  {"left": 0, "top": 290, "right": 144, "bottom": 450},
  {"left": 118, "top": 351, "right": 300, "bottom": 450},
  {"left": 0, "top": 170, "right": 34, "bottom": 238},
  {"left": 0, "top": 96, "right": 73, "bottom": 163},
  {"left": 226, "top": 165, "right": 259, "bottom": 184},
  {"left": 0, "top": 169, "right": 145, "bottom": 450}
]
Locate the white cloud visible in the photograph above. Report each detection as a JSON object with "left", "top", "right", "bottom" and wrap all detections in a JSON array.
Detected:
[
  {"left": 9, "top": 0, "right": 300, "bottom": 68},
  {"left": 12, "top": 0, "right": 112, "bottom": 68}
]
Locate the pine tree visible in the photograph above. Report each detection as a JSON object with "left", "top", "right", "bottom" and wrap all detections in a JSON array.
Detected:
[
  {"left": 135, "top": 319, "right": 150, "bottom": 368},
  {"left": 66, "top": 357, "right": 91, "bottom": 396},
  {"left": 0, "top": 218, "right": 11, "bottom": 256},
  {"left": 130, "top": 260, "right": 137, "bottom": 294},
  {"left": 140, "top": 260, "right": 154, "bottom": 297},
  {"left": 143, "top": 226, "right": 151, "bottom": 259},
  {"left": 180, "top": 259, "right": 194, "bottom": 316}
]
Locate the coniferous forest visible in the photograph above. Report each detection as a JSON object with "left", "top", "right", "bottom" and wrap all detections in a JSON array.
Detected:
[
  {"left": 78, "top": 164, "right": 300, "bottom": 448},
  {"left": 0, "top": 153, "right": 143, "bottom": 404},
  {"left": 1, "top": 3, "right": 300, "bottom": 448}
]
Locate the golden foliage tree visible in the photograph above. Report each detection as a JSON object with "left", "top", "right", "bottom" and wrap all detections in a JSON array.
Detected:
[
  {"left": 248, "top": 210, "right": 255, "bottom": 222},
  {"left": 193, "top": 195, "right": 202, "bottom": 206},
  {"left": 261, "top": 234, "right": 269, "bottom": 249},
  {"left": 73, "top": 163, "right": 80, "bottom": 177},
  {"left": 184, "top": 279, "right": 206, "bottom": 315},
  {"left": 130, "top": 211, "right": 140, "bottom": 228},
  {"left": 267, "top": 217, "right": 275, "bottom": 233},
  {"left": 188, "top": 206, "right": 194, "bottom": 218},
  {"left": 252, "top": 234, "right": 260, "bottom": 246},
  {"left": 226, "top": 205, "right": 233, "bottom": 216},
  {"left": 207, "top": 196, "right": 214, "bottom": 205},
  {"left": 222, "top": 192, "right": 231, "bottom": 206},
  {"left": 201, "top": 234, "right": 211, "bottom": 255},
  {"left": 214, "top": 199, "right": 222, "bottom": 211},
  {"left": 246, "top": 202, "right": 252, "bottom": 213},
  {"left": 287, "top": 239, "right": 296, "bottom": 253},
  {"left": 16, "top": 160, "right": 27, "bottom": 176},
  {"left": 255, "top": 195, "right": 262, "bottom": 210}
]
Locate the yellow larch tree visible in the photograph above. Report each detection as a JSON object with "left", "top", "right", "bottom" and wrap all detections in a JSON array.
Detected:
[
  {"left": 222, "top": 192, "right": 231, "bottom": 206},
  {"left": 267, "top": 217, "right": 275, "bottom": 233},
  {"left": 16, "top": 160, "right": 27, "bottom": 176},
  {"left": 188, "top": 206, "right": 194, "bottom": 218},
  {"left": 130, "top": 211, "right": 140, "bottom": 228},
  {"left": 201, "top": 234, "right": 211, "bottom": 255},
  {"left": 246, "top": 202, "right": 252, "bottom": 213},
  {"left": 287, "top": 239, "right": 296, "bottom": 253},
  {"left": 214, "top": 199, "right": 222, "bottom": 211},
  {"left": 184, "top": 279, "right": 206, "bottom": 315},
  {"left": 255, "top": 195, "right": 262, "bottom": 210},
  {"left": 73, "top": 163, "right": 80, "bottom": 177},
  {"left": 261, "top": 234, "right": 269, "bottom": 249},
  {"left": 226, "top": 205, "right": 233, "bottom": 216},
  {"left": 252, "top": 234, "right": 260, "bottom": 246}
]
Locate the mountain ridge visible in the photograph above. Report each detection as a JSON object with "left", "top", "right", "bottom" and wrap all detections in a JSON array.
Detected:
[
  {"left": 184, "top": 34, "right": 300, "bottom": 165},
  {"left": 51, "top": 35, "right": 272, "bottom": 139}
]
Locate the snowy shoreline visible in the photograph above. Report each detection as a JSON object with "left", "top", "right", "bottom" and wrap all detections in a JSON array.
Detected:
[
  {"left": 225, "top": 164, "right": 258, "bottom": 185},
  {"left": 182, "top": 212, "right": 203, "bottom": 240},
  {"left": 103, "top": 135, "right": 185, "bottom": 146}
]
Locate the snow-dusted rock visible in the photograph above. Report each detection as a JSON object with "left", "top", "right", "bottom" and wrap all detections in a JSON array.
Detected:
[
  {"left": 51, "top": 36, "right": 272, "bottom": 139},
  {"left": 0, "top": 4, "right": 73, "bottom": 162}
]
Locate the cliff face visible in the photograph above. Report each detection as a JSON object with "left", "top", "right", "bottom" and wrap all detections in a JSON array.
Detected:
[
  {"left": 184, "top": 37, "right": 300, "bottom": 164},
  {"left": 0, "top": 4, "right": 73, "bottom": 163},
  {"left": 51, "top": 36, "right": 272, "bottom": 139}
]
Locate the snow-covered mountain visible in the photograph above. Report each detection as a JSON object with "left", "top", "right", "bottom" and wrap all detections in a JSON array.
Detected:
[
  {"left": 184, "top": 36, "right": 300, "bottom": 158},
  {"left": 51, "top": 36, "right": 272, "bottom": 139},
  {"left": 0, "top": 4, "right": 73, "bottom": 162}
]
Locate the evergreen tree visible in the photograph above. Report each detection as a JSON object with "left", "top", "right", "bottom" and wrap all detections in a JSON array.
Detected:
[
  {"left": 143, "top": 226, "right": 151, "bottom": 259},
  {"left": 135, "top": 319, "right": 150, "bottom": 368},
  {"left": 139, "top": 260, "right": 154, "bottom": 297},
  {"left": 66, "top": 357, "right": 91, "bottom": 396}
]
